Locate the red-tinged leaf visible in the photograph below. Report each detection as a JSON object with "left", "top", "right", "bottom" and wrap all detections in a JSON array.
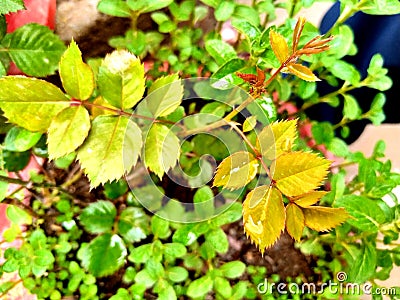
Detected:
[
  {"left": 269, "top": 30, "right": 289, "bottom": 64},
  {"left": 293, "top": 191, "right": 328, "bottom": 207},
  {"left": 286, "top": 63, "right": 320, "bottom": 82},
  {"left": 271, "top": 151, "right": 330, "bottom": 197},
  {"left": 243, "top": 186, "right": 285, "bottom": 255},
  {"left": 292, "top": 17, "right": 306, "bottom": 53},
  {"left": 285, "top": 203, "right": 304, "bottom": 241},
  {"left": 302, "top": 206, "right": 348, "bottom": 232}
]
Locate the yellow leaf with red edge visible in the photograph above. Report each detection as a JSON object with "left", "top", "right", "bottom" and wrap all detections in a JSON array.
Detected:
[
  {"left": 285, "top": 203, "right": 305, "bottom": 241},
  {"left": 269, "top": 30, "right": 289, "bottom": 64},
  {"left": 293, "top": 191, "right": 328, "bottom": 207},
  {"left": 287, "top": 63, "right": 320, "bottom": 82},
  {"left": 256, "top": 119, "right": 297, "bottom": 160},
  {"left": 213, "top": 151, "right": 259, "bottom": 190},
  {"left": 302, "top": 206, "right": 348, "bottom": 232},
  {"left": 243, "top": 185, "right": 285, "bottom": 255},
  {"left": 271, "top": 151, "right": 330, "bottom": 197}
]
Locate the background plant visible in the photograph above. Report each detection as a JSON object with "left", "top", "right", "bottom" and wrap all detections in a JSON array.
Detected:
[{"left": 1, "top": 0, "right": 400, "bottom": 299}]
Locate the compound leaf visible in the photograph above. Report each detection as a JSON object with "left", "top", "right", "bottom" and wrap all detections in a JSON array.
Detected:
[
  {"left": 77, "top": 115, "right": 142, "bottom": 187},
  {"left": 257, "top": 119, "right": 297, "bottom": 160},
  {"left": 269, "top": 30, "right": 289, "bottom": 64},
  {"left": 243, "top": 185, "right": 285, "bottom": 254},
  {"left": 59, "top": 40, "right": 94, "bottom": 100},
  {"left": 285, "top": 203, "right": 304, "bottom": 241},
  {"left": 79, "top": 201, "right": 117, "bottom": 234},
  {"left": 81, "top": 233, "right": 127, "bottom": 277},
  {"left": 48, "top": 105, "right": 91, "bottom": 159},
  {"left": 146, "top": 74, "right": 183, "bottom": 118},
  {"left": 302, "top": 206, "right": 348, "bottom": 232},
  {"left": 1, "top": 23, "right": 66, "bottom": 76},
  {"left": 0, "top": 76, "right": 70, "bottom": 132},
  {"left": 271, "top": 151, "right": 330, "bottom": 197},
  {"left": 98, "top": 50, "right": 145, "bottom": 109},
  {"left": 213, "top": 151, "right": 259, "bottom": 190},
  {"left": 144, "top": 123, "right": 180, "bottom": 179}
]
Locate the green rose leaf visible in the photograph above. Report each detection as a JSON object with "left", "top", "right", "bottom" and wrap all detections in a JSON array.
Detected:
[
  {"left": 220, "top": 261, "right": 246, "bottom": 279},
  {"left": 81, "top": 233, "right": 127, "bottom": 277},
  {"left": 77, "top": 115, "right": 142, "bottom": 187},
  {"left": 145, "top": 74, "right": 183, "bottom": 118},
  {"left": 187, "top": 275, "right": 213, "bottom": 298},
  {"left": 0, "top": 76, "right": 70, "bottom": 132},
  {"left": 79, "top": 201, "right": 117, "bottom": 234},
  {"left": 1, "top": 23, "right": 66, "bottom": 76},
  {"left": 4, "top": 126, "right": 41, "bottom": 152},
  {"left": 47, "top": 106, "right": 91, "bottom": 160},
  {"left": 0, "top": 0, "right": 25, "bottom": 15},
  {"left": 205, "top": 39, "right": 237, "bottom": 65},
  {"left": 59, "top": 40, "right": 94, "bottom": 100},
  {"left": 348, "top": 242, "right": 377, "bottom": 283},
  {"left": 97, "top": 0, "right": 131, "bottom": 17},
  {"left": 144, "top": 123, "right": 180, "bottom": 179},
  {"left": 6, "top": 205, "right": 32, "bottom": 225},
  {"left": 211, "top": 58, "right": 246, "bottom": 79},
  {"left": 98, "top": 50, "right": 145, "bottom": 109}
]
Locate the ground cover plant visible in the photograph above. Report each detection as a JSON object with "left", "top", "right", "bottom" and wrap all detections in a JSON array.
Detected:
[{"left": 1, "top": 0, "right": 400, "bottom": 299}]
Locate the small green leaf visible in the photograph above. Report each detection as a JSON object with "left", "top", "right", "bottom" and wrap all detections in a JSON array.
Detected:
[
  {"left": 220, "top": 261, "right": 246, "bottom": 279},
  {"left": 359, "top": 0, "right": 400, "bottom": 15},
  {"left": 6, "top": 205, "right": 32, "bottom": 225},
  {"left": 146, "top": 74, "right": 183, "bottom": 118},
  {"left": 205, "top": 228, "right": 228, "bottom": 254},
  {"left": 144, "top": 123, "right": 180, "bottom": 179},
  {"left": 0, "top": 0, "right": 25, "bottom": 14},
  {"left": 134, "top": 0, "right": 173, "bottom": 13},
  {"left": 79, "top": 201, "right": 116, "bottom": 234},
  {"left": 215, "top": 1, "right": 235, "bottom": 21},
  {"left": 4, "top": 126, "right": 41, "bottom": 152},
  {"left": 98, "top": 50, "right": 145, "bottom": 109},
  {"left": 47, "top": 106, "right": 91, "bottom": 159},
  {"left": 205, "top": 39, "right": 237, "bottom": 65},
  {"left": 1, "top": 23, "right": 66, "bottom": 76},
  {"left": 118, "top": 207, "right": 148, "bottom": 243},
  {"left": 194, "top": 186, "right": 215, "bottom": 218},
  {"left": 366, "top": 93, "right": 386, "bottom": 125},
  {"left": 0, "top": 76, "right": 70, "bottom": 132},
  {"left": 166, "top": 266, "right": 188, "bottom": 283},
  {"left": 232, "top": 19, "right": 261, "bottom": 39},
  {"left": 187, "top": 275, "right": 213, "bottom": 298},
  {"left": 151, "top": 215, "right": 170, "bottom": 239},
  {"left": 135, "top": 269, "right": 156, "bottom": 288},
  {"left": 59, "top": 40, "right": 94, "bottom": 100},
  {"left": 343, "top": 94, "right": 361, "bottom": 120},
  {"left": 33, "top": 249, "right": 55, "bottom": 267},
  {"left": 335, "top": 195, "right": 386, "bottom": 232},
  {"left": 328, "top": 138, "right": 349, "bottom": 157},
  {"left": 164, "top": 243, "right": 187, "bottom": 258},
  {"left": 77, "top": 115, "right": 142, "bottom": 187},
  {"left": 348, "top": 242, "right": 377, "bottom": 283},
  {"left": 328, "top": 60, "right": 360, "bottom": 85},
  {"left": 243, "top": 116, "right": 257, "bottom": 132},
  {"left": 128, "top": 244, "right": 152, "bottom": 264},
  {"left": 211, "top": 58, "right": 246, "bottom": 79},
  {"left": 214, "top": 276, "right": 232, "bottom": 298},
  {"left": 81, "top": 233, "right": 127, "bottom": 277},
  {"left": 97, "top": 0, "right": 131, "bottom": 17}
]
